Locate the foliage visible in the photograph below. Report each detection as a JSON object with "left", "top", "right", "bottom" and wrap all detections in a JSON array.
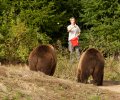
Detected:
[
  {"left": 0, "top": 0, "right": 120, "bottom": 63},
  {"left": 0, "top": 0, "right": 55, "bottom": 62},
  {"left": 80, "top": 0, "right": 120, "bottom": 55}
]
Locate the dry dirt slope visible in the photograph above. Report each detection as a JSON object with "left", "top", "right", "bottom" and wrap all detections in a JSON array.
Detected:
[{"left": 0, "top": 65, "right": 120, "bottom": 100}]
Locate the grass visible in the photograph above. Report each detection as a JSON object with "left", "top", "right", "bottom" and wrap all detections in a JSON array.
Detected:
[
  {"left": 55, "top": 52, "right": 78, "bottom": 81},
  {"left": 0, "top": 51, "right": 120, "bottom": 100},
  {"left": 104, "top": 57, "right": 120, "bottom": 81},
  {"left": 88, "top": 95, "right": 101, "bottom": 100},
  {"left": 3, "top": 91, "right": 31, "bottom": 100},
  {"left": 55, "top": 51, "right": 120, "bottom": 82}
]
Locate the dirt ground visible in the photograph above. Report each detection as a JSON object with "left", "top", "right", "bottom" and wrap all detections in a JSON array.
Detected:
[
  {"left": 99, "top": 80, "right": 120, "bottom": 93},
  {"left": 0, "top": 65, "right": 120, "bottom": 100}
]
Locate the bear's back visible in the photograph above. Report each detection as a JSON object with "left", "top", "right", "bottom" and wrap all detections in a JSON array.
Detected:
[
  {"left": 28, "top": 44, "right": 57, "bottom": 75},
  {"left": 77, "top": 48, "right": 105, "bottom": 85},
  {"left": 84, "top": 48, "right": 104, "bottom": 61},
  {"left": 30, "top": 45, "right": 54, "bottom": 58},
  {"left": 78, "top": 48, "right": 104, "bottom": 71}
]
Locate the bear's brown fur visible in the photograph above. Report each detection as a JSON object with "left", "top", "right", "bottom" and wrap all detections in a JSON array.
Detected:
[
  {"left": 77, "top": 48, "right": 104, "bottom": 86},
  {"left": 28, "top": 44, "right": 57, "bottom": 76}
]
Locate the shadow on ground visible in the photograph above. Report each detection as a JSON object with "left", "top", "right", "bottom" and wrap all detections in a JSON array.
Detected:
[
  {"left": 103, "top": 80, "right": 120, "bottom": 86},
  {"left": 98, "top": 80, "right": 120, "bottom": 93}
]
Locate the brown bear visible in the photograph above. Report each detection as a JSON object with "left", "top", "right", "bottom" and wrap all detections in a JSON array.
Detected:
[
  {"left": 28, "top": 44, "right": 57, "bottom": 76},
  {"left": 77, "top": 48, "right": 104, "bottom": 86}
]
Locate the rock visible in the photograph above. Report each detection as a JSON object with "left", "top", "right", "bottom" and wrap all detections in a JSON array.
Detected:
[{"left": 0, "top": 83, "right": 7, "bottom": 93}]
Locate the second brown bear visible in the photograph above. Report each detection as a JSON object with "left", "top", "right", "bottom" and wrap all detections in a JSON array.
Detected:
[
  {"left": 77, "top": 48, "right": 104, "bottom": 86},
  {"left": 28, "top": 44, "right": 57, "bottom": 76}
]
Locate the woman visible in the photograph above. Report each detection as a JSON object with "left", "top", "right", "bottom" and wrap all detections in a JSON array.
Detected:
[{"left": 67, "top": 17, "right": 81, "bottom": 62}]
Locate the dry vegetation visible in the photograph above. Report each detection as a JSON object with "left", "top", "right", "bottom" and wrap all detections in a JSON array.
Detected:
[{"left": 0, "top": 54, "right": 120, "bottom": 100}]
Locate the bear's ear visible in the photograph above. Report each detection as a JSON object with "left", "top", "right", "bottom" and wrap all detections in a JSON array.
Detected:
[{"left": 48, "top": 44, "right": 54, "bottom": 50}]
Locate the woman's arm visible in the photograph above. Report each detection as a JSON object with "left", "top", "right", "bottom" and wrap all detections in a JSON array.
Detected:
[
  {"left": 77, "top": 26, "right": 81, "bottom": 36},
  {"left": 67, "top": 26, "right": 75, "bottom": 32}
]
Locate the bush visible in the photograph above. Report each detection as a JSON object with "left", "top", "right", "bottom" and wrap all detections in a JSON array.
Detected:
[{"left": 0, "top": 18, "right": 50, "bottom": 63}]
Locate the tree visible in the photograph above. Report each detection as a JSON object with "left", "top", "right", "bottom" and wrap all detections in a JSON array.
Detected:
[
  {"left": 80, "top": 0, "right": 120, "bottom": 55},
  {"left": 0, "top": 0, "right": 120, "bottom": 63},
  {"left": 0, "top": 0, "right": 58, "bottom": 62}
]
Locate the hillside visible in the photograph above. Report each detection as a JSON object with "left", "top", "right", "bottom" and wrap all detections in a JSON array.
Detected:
[{"left": 0, "top": 65, "right": 120, "bottom": 100}]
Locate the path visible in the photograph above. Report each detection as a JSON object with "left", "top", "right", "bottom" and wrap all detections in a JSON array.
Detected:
[{"left": 99, "top": 80, "right": 120, "bottom": 93}]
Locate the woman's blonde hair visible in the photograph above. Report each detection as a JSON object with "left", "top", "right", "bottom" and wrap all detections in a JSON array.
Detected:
[{"left": 70, "top": 17, "right": 76, "bottom": 21}]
